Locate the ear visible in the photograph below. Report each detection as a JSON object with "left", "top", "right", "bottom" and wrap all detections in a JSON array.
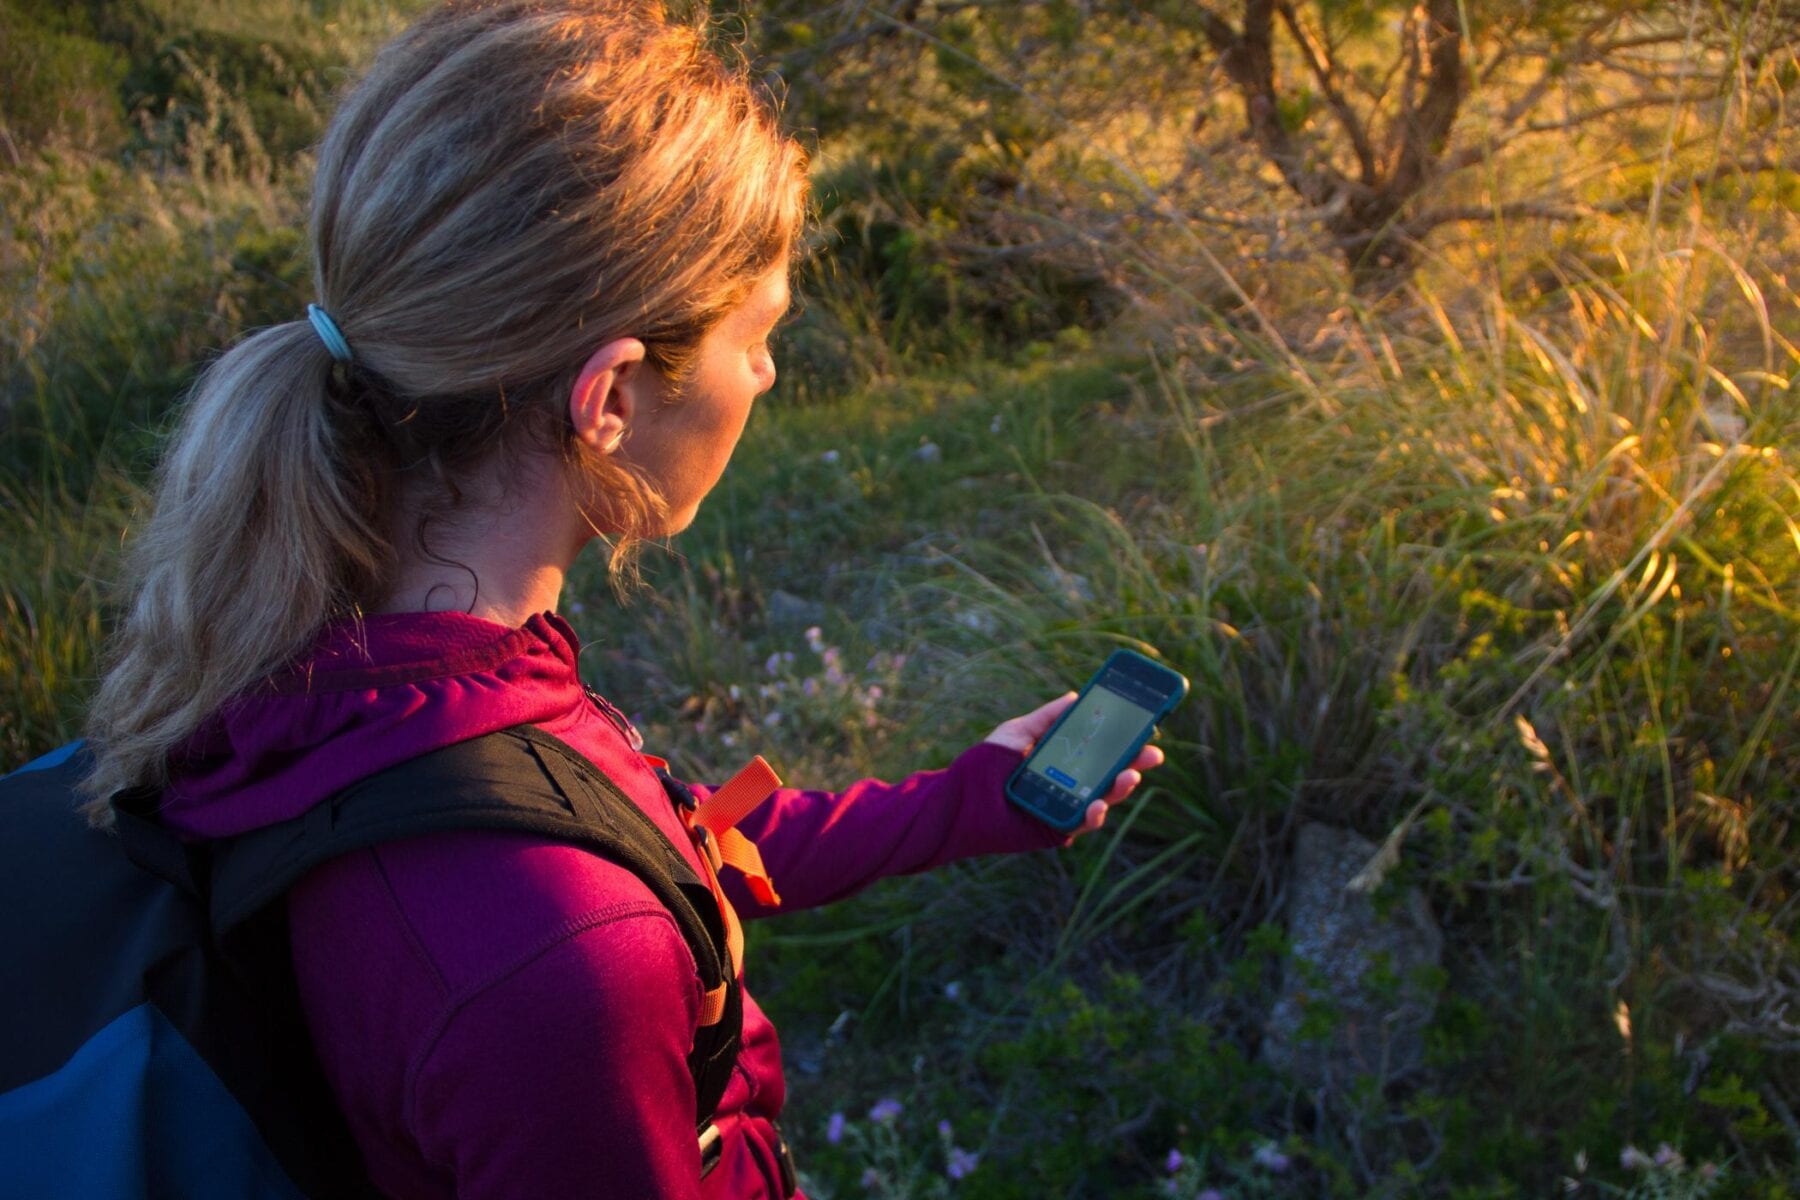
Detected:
[{"left": 568, "top": 337, "right": 650, "bottom": 454}]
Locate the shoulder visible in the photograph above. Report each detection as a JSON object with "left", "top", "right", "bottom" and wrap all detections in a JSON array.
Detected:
[
  {"left": 288, "top": 831, "right": 704, "bottom": 1163},
  {"left": 289, "top": 833, "right": 709, "bottom": 1194},
  {"left": 289, "top": 828, "right": 699, "bottom": 999}
]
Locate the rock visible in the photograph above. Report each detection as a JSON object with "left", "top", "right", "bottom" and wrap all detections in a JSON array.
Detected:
[
  {"left": 1263, "top": 822, "right": 1444, "bottom": 1091},
  {"left": 952, "top": 608, "right": 1001, "bottom": 636},
  {"left": 1034, "top": 565, "right": 1094, "bottom": 604},
  {"left": 766, "top": 589, "right": 826, "bottom": 628},
  {"left": 912, "top": 440, "right": 942, "bottom": 464}
]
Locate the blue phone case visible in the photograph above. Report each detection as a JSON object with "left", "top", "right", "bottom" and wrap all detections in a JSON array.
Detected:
[{"left": 1004, "top": 649, "right": 1187, "bottom": 833}]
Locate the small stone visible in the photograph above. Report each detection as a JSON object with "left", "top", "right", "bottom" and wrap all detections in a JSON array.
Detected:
[
  {"left": 767, "top": 589, "right": 826, "bottom": 628},
  {"left": 1251, "top": 1143, "right": 1290, "bottom": 1173},
  {"left": 952, "top": 609, "right": 1001, "bottom": 636},
  {"left": 913, "top": 440, "right": 942, "bottom": 464},
  {"left": 1034, "top": 566, "right": 1094, "bottom": 604},
  {"left": 1701, "top": 405, "right": 1745, "bottom": 443}
]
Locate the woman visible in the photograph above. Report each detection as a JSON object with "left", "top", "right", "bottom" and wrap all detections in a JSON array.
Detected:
[{"left": 80, "top": 2, "right": 1163, "bottom": 1195}]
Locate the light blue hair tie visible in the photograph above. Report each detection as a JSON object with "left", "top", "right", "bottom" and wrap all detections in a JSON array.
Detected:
[{"left": 306, "top": 303, "right": 354, "bottom": 364}]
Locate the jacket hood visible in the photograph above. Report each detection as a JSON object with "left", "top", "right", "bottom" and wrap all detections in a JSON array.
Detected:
[{"left": 161, "top": 611, "right": 589, "bottom": 839}]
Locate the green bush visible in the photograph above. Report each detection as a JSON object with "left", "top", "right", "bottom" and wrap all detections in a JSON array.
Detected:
[{"left": 0, "top": 1, "right": 131, "bottom": 153}]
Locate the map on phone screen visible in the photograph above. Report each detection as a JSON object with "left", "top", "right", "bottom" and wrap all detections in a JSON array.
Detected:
[{"left": 1028, "top": 689, "right": 1156, "bottom": 799}]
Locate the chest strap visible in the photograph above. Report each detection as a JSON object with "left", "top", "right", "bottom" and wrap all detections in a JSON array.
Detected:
[
  {"left": 648, "top": 755, "right": 782, "bottom": 1026},
  {"left": 690, "top": 756, "right": 783, "bottom": 909}
]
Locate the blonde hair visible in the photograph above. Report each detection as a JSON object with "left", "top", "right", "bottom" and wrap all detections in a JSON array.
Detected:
[{"left": 81, "top": 0, "right": 808, "bottom": 818}]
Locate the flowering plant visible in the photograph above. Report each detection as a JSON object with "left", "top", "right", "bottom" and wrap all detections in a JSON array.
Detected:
[{"left": 814, "top": 1098, "right": 982, "bottom": 1198}]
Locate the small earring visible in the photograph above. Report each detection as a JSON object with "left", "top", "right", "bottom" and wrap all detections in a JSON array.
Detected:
[{"left": 602, "top": 431, "right": 625, "bottom": 454}]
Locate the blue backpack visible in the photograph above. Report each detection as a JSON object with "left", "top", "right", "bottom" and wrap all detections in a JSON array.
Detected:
[{"left": 0, "top": 727, "right": 744, "bottom": 1198}]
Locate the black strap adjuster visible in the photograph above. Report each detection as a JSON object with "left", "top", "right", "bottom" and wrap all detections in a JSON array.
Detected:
[
  {"left": 773, "top": 1120, "right": 798, "bottom": 1197},
  {"left": 698, "top": 1121, "right": 723, "bottom": 1178},
  {"left": 657, "top": 766, "right": 700, "bottom": 811},
  {"left": 695, "top": 1119, "right": 797, "bottom": 1195}
]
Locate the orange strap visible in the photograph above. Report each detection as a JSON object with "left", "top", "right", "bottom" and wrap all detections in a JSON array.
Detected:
[
  {"left": 678, "top": 756, "right": 782, "bottom": 1025},
  {"left": 698, "top": 982, "right": 729, "bottom": 1027},
  {"left": 691, "top": 756, "right": 783, "bottom": 908},
  {"left": 693, "top": 756, "right": 781, "bottom": 835}
]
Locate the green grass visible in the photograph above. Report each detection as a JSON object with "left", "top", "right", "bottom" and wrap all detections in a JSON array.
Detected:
[
  {"left": 565, "top": 222, "right": 1800, "bottom": 1194},
  {"left": 4, "top": 2, "right": 1798, "bottom": 1196}
]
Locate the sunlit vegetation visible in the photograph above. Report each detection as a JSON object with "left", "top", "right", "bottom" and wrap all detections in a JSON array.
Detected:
[{"left": 3, "top": 1, "right": 1796, "bottom": 1195}]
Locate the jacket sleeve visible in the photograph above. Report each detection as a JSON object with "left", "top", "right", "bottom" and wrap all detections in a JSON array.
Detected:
[
  {"left": 406, "top": 907, "right": 706, "bottom": 1199},
  {"left": 692, "top": 740, "right": 1071, "bottom": 916}
]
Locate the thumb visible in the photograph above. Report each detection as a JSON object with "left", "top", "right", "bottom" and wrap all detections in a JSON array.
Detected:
[{"left": 984, "top": 692, "right": 1077, "bottom": 754}]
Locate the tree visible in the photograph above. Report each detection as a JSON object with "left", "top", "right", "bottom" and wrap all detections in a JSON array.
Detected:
[
  {"left": 754, "top": 0, "right": 1799, "bottom": 293},
  {"left": 1185, "top": 0, "right": 1795, "bottom": 286}
]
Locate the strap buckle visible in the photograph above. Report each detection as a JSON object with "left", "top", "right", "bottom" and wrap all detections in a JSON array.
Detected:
[
  {"left": 692, "top": 824, "right": 725, "bottom": 874},
  {"left": 654, "top": 764, "right": 699, "bottom": 811}
]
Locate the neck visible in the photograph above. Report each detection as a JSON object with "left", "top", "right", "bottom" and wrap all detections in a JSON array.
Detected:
[{"left": 375, "top": 452, "right": 590, "bottom": 628}]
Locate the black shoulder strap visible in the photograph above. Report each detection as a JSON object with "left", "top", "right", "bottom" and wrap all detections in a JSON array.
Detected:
[{"left": 209, "top": 726, "right": 743, "bottom": 1131}]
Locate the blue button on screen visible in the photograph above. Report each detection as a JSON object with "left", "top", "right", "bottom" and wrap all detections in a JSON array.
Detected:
[{"left": 1045, "top": 766, "right": 1077, "bottom": 789}]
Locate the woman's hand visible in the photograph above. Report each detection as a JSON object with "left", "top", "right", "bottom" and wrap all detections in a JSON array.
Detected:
[{"left": 984, "top": 693, "right": 1166, "bottom": 837}]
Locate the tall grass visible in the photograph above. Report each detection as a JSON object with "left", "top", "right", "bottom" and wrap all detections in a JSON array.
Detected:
[
  {"left": 583, "top": 197, "right": 1798, "bottom": 1192},
  {"left": 1, "top": 0, "right": 417, "bottom": 758},
  {"left": 3, "top": 1, "right": 1796, "bottom": 1194}
]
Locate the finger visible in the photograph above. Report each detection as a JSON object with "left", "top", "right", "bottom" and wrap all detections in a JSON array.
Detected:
[
  {"left": 1132, "top": 744, "right": 1165, "bottom": 772},
  {"left": 1077, "top": 798, "right": 1108, "bottom": 834},
  {"left": 1102, "top": 768, "right": 1142, "bottom": 807}
]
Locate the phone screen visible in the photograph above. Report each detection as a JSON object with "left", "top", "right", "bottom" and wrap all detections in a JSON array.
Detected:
[{"left": 1017, "top": 661, "right": 1169, "bottom": 814}]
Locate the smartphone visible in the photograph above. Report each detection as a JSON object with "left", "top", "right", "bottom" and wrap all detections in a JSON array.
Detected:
[{"left": 1005, "top": 649, "right": 1188, "bottom": 833}]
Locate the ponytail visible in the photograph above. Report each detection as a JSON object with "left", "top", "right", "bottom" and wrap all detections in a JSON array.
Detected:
[{"left": 79, "top": 323, "right": 390, "bottom": 821}]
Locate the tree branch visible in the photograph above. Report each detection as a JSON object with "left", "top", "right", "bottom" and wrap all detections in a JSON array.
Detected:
[
  {"left": 1519, "top": 91, "right": 1734, "bottom": 136},
  {"left": 1386, "top": 0, "right": 1463, "bottom": 199},
  {"left": 1275, "top": 0, "right": 1377, "bottom": 183},
  {"left": 1205, "top": 0, "right": 1350, "bottom": 209},
  {"left": 1414, "top": 157, "right": 1792, "bottom": 230},
  {"left": 1435, "top": 83, "right": 1741, "bottom": 179},
  {"left": 1191, "top": 3, "right": 1241, "bottom": 56},
  {"left": 1413, "top": 201, "right": 1595, "bottom": 229},
  {"left": 1391, "top": 3, "right": 1422, "bottom": 166},
  {"left": 1493, "top": 11, "right": 1628, "bottom": 131},
  {"left": 1589, "top": 31, "right": 1702, "bottom": 56}
]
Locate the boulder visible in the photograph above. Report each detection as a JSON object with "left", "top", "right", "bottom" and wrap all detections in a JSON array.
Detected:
[{"left": 1263, "top": 822, "right": 1443, "bottom": 1091}]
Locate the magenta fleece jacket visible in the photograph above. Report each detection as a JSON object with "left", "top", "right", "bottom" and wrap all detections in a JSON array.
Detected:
[{"left": 159, "top": 610, "right": 1066, "bottom": 1198}]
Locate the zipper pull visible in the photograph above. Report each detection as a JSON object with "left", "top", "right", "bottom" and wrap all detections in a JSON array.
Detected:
[{"left": 582, "top": 682, "right": 645, "bottom": 752}]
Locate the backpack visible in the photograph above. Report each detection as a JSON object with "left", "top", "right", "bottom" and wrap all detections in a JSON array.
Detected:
[{"left": 0, "top": 725, "right": 743, "bottom": 1198}]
